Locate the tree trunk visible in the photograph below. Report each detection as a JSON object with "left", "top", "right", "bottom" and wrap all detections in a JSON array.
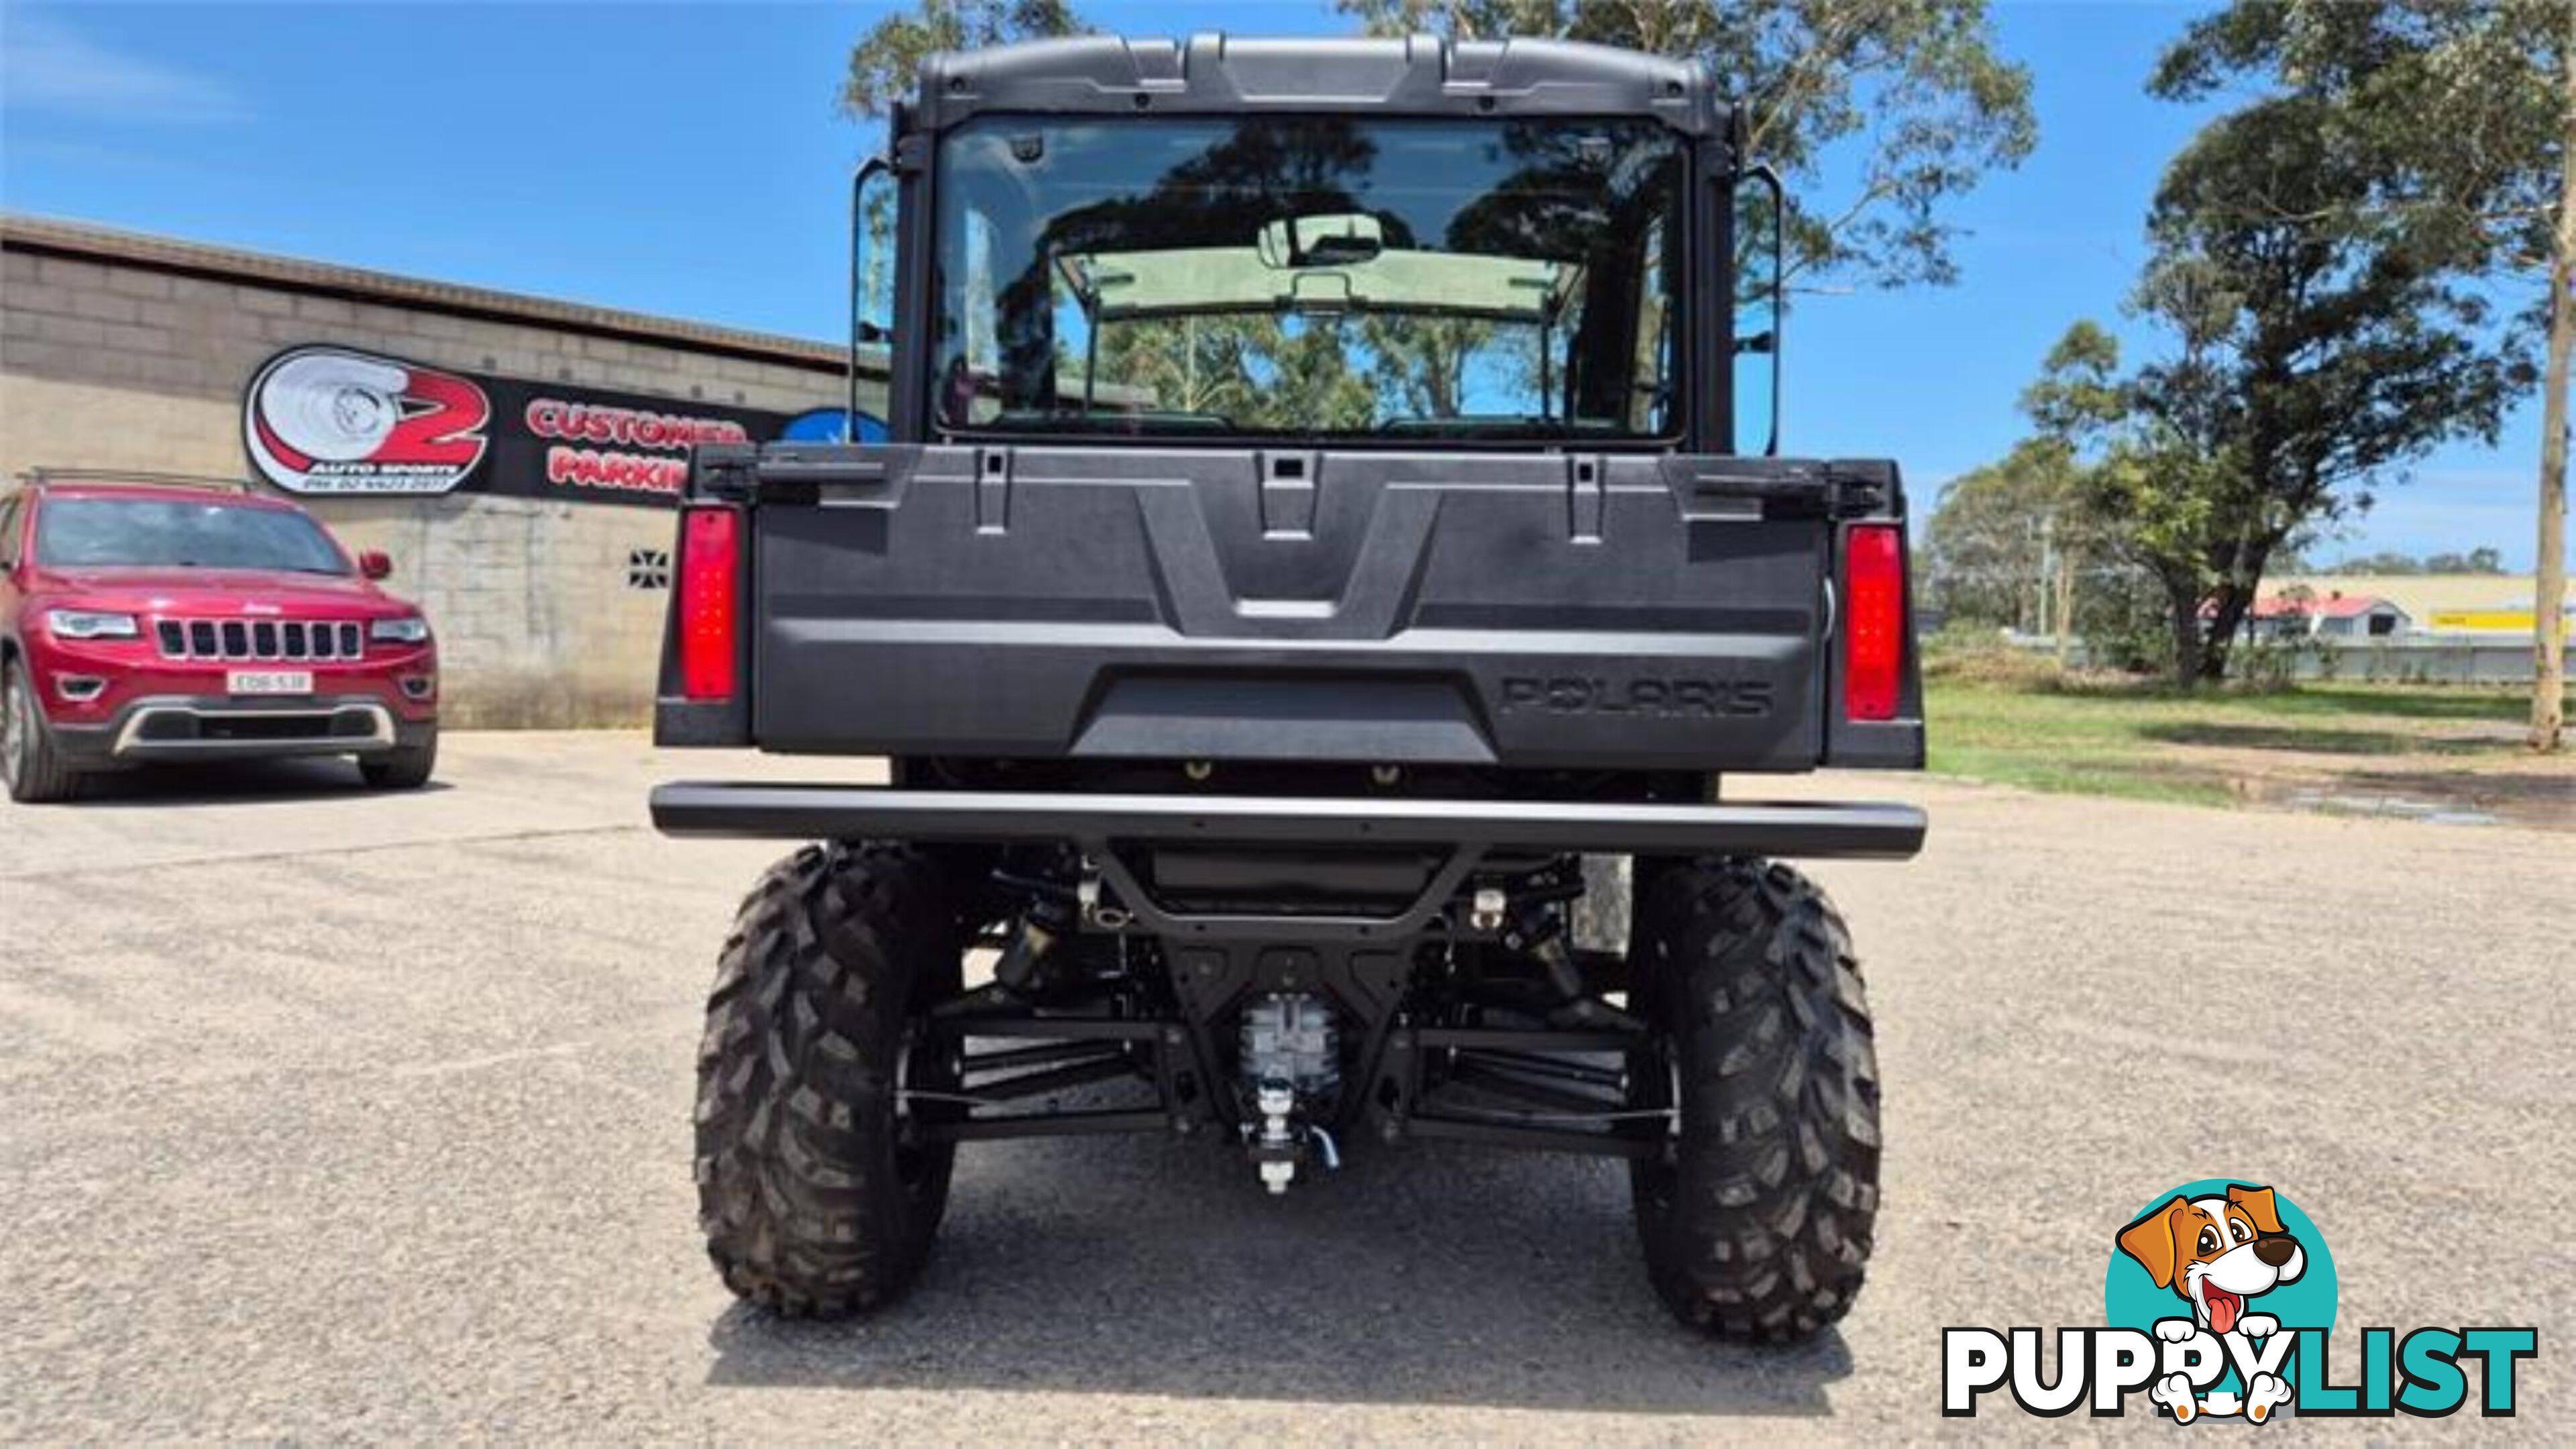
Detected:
[
  {"left": 2198, "top": 588, "right": 2243, "bottom": 686},
  {"left": 2167, "top": 582, "right": 2205, "bottom": 687},
  {"left": 2533, "top": 16, "right": 2575, "bottom": 753}
]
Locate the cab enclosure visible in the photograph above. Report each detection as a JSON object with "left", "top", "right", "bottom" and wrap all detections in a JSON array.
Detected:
[{"left": 649, "top": 34, "right": 1925, "bottom": 1342}]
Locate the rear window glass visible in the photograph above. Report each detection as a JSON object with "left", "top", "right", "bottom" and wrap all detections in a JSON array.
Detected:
[{"left": 932, "top": 116, "right": 1686, "bottom": 442}]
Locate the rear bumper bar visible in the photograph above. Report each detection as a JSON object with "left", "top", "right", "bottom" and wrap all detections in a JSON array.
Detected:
[{"left": 649, "top": 782, "right": 1926, "bottom": 859}]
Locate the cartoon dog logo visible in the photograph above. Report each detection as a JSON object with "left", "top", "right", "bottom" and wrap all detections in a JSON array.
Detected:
[{"left": 2116, "top": 1183, "right": 2307, "bottom": 1423}]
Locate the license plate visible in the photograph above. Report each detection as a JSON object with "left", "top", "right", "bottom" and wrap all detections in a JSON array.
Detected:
[{"left": 227, "top": 669, "right": 313, "bottom": 696}]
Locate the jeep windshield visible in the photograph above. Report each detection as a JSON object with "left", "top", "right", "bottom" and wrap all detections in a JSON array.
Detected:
[
  {"left": 37, "top": 498, "right": 351, "bottom": 575},
  {"left": 932, "top": 117, "right": 1685, "bottom": 440}
]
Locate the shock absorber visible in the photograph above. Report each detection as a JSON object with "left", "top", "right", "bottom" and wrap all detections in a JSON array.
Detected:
[
  {"left": 992, "top": 890, "right": 1075, "bottom": 995},
  {"left": 1507, "top": 898, "right": 1642, "bottom": 1032}
]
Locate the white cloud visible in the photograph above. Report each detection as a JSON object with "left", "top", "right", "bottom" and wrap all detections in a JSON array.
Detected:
[{"left": 2, "top": 9, "right": 248, "bottom": 125}]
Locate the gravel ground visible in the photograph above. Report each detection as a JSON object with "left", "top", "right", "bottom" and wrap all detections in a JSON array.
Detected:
[{"left": 1, "top": 733, "right": 2566, "bottom": 1442}]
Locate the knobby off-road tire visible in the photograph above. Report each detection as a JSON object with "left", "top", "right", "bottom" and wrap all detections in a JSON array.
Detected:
[
  {"left": 1629, "top": 857, "right": 1881, "bottom": 1342},
  {"left": 695, "top": 841, "right": 975, "bottom": 1317},
  {"left": 1, "top": 659, "right": 83, "bottom": 804}
]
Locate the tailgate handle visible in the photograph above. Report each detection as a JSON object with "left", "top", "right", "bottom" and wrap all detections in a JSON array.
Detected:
[
  {"left": 1688, "top": 465, "right": 1892, "bottom": 519},
  {"left": 729, "top": 453, "right": 895, "bottom": 506},
  {"left": 690, "top": 443, "right": 893, "bottom": 504},
  {"left": 758, "top": 456, "right": 890, "bottom": 498},
  {"left": 1689, "top": 470, "right": 1829, "bottom": 504}
]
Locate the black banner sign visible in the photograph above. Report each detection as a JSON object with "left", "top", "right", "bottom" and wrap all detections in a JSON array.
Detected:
[{"left": 242, "top": 343, "right": 800, "bottom": 508}]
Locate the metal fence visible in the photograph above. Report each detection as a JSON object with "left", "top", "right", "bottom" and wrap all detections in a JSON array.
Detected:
[
  {"left": 1990, "top": 631, "right": 2536, "bottom": 684},
  {"left": 2284, "top": 637, "right": 2536, "bottom": 685}
]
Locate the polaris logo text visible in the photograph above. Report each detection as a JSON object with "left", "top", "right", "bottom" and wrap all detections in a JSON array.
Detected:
[{"left": 1499, "top": 676, "right": 1771, "bottom": 718}]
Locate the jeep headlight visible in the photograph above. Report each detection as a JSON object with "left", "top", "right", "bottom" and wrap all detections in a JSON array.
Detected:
[
  {"left": 44, "top": 608, "right": 140, "bottom": 640},
  {"left": 369, "top": 615, "right": 431, "bottom": 645}
]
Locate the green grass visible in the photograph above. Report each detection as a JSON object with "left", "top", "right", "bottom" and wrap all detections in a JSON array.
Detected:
[
  {"left": 1924, "top": 741, "right": 2239, "bottom": 806},
  {"left": 1920, "top": 677, "right": 2553, "bottom": 808},
  {"left": 2206, "top": 685, "right": 2540, "bottom": 724}
]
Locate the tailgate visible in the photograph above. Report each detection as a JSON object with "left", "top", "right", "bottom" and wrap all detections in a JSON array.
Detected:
[{"left": 735, "top": 444, "right": 1847, "bottom": 771}]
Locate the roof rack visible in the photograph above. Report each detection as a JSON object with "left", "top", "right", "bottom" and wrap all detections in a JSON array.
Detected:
[{"left": 15, "top": 468, "right": 258, "bottom": 494}]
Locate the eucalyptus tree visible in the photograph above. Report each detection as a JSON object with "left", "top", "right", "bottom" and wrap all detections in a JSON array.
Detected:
[{"left": 2148, "top": 0, "right": 2568, "bottom": 737}]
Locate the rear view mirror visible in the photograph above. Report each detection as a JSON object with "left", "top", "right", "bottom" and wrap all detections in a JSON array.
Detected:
[
  {"left": 850, "top": 156, "right": 898, "bottom": 439},
  {"left": 1258, "top": 213, "right": 1385, "bottom": 269},
  {"left": 358, "top": 549, "right": 392, "bottom": 580},
  {"left": 852, "top": 158, "right": 898, "bottom": 347}
]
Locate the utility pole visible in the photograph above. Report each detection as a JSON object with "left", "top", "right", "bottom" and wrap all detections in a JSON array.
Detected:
[
  {"left": 2027, "top": 516, "right": 2045, "bottom": 635},
  {"left": 2534, "top": 6, "right": 2573, "bottom": 752},
  {"left": 2055, "top": 536, "right": 2077, "bottom": 669}
]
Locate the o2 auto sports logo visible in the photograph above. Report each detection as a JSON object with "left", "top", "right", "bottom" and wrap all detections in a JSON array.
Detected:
[
  {"left": 244, "top": 345, "right": 492, "bottom": 494},
  {"left": 1943, "top": 1180, "right": 2537, "bottom": 1422}
]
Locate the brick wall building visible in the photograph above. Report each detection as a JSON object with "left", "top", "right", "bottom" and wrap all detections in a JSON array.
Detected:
[{"left": 1, "top": 213, "right": 882, "bottom": 727}]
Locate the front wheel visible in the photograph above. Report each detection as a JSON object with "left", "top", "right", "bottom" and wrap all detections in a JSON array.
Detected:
[
  {"left": 1628, "top": 857, "right": 1881, "bottom": 1342},
  {"left": 693, "top": 842, "right": 974, "bottom": 1317},
  {"left": 1, "top": 659, "right": 83, "bottom": 804},
  {"left": 359, "top": 727, "right": 437, "bottom": 789}
]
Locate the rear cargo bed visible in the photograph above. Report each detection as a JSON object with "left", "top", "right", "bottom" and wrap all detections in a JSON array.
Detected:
[{"left": 690, "top": 443, "right": 1896, "bottom": 772}]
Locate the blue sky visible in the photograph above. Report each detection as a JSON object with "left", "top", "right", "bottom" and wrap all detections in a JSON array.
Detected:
[{"left": 1, "top": 0, "right": 2553, "bottom": 568}]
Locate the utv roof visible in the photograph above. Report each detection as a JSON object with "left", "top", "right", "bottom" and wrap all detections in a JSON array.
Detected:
[{"left": 903, "top": 33, "right": 1729, "bottom": 142}]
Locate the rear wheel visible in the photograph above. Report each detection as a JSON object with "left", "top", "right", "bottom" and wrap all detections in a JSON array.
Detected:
[
  {"left": 359, "top": 727, "right": 437, "bottom": 789},
  {"left": 694, "top": 841, "right": 975, "bottom": 1317},
  {"left": 1628, "top": 857, "right": 1880, "bottom": 1342},
  {"left": 1, "top": 659, "right": 83, "bottom": 804}
]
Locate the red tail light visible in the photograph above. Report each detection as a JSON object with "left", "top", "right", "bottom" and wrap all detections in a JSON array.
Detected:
[
  {"left": 678, "top": 506, "right": 740, "bottom": 702},
  {"left": 1842, "top": 523, "right": 1904, "bottom": 721}
]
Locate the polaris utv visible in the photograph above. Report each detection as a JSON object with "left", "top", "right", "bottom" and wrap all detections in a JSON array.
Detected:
[{"left": 650, "top": 33, "right": 1925, "bottom": 1342}]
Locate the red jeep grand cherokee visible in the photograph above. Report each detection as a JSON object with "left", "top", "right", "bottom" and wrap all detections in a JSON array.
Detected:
[{"left": 0, "top": 474, "right": 439, "bottom": 802}]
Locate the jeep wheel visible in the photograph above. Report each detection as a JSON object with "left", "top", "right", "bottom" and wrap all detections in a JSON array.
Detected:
[
  {"left": 1628, "top": 857, "right": 1880, "bottom": 1342},
  {"left": 1, "top": 659, "right": 83, "bottom": 804},
  {"left": 358, "top": 728, "right": 437, "bottom": 790},
  {"left": 694, "top": 841, "right": 975, "bottom": 1317}
]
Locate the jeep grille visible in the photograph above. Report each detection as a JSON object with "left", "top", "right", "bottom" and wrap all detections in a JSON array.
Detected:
[{"left": 154, "top": 618, "right": 364, "bottom": 662}]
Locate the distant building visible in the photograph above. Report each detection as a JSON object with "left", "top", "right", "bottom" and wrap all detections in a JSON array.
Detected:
[
  {"left": 3, "top": 213, "right": 888, "bottom": 727},
  {"left": 2265, "top": 574, "right": 2567, "bottom": 638},
  {"left": 2425, "top": 600, "right": 2576, "bottom": 637},
  {"left": 2218, "top": 591, "right": 2410, "bottom": 641}
]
